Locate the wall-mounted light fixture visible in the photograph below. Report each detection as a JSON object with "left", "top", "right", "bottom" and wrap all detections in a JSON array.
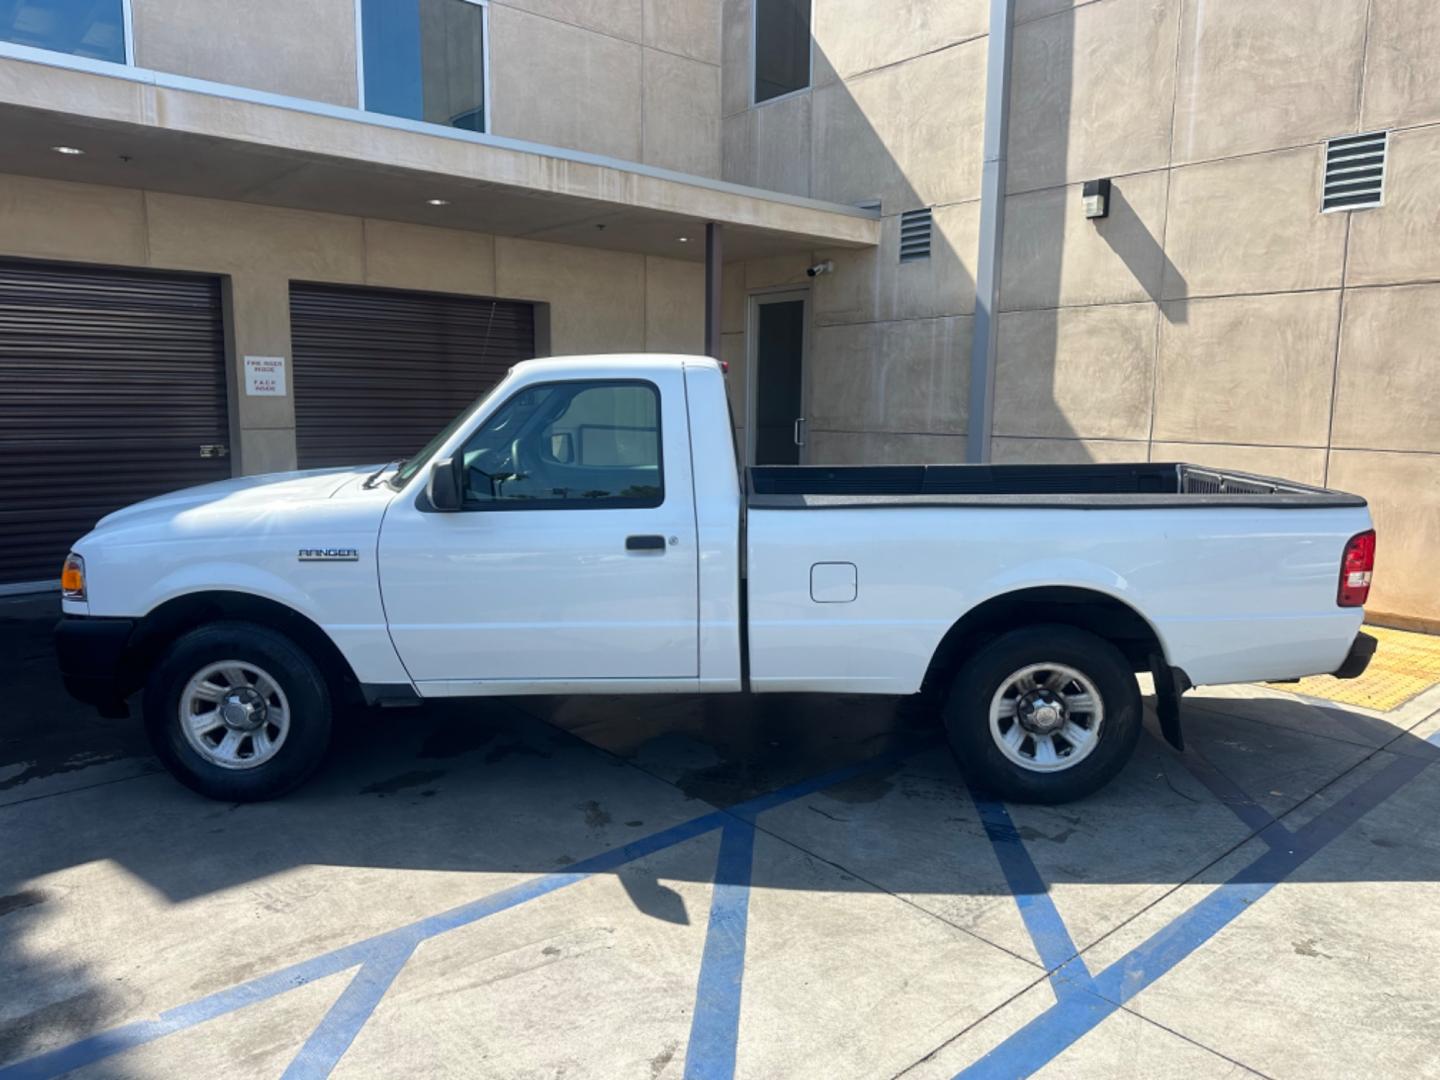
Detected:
[{"left": 1082, "top": 178, "right": 1111, "bottom": 220}]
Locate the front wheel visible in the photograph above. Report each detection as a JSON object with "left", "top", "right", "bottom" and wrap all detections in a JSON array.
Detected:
[
  {"left": 943, "top": 624, "right": 1142, "bottom": 804},
  {"left": 144, "top": 621, "right": 333, "bottom": 801}
]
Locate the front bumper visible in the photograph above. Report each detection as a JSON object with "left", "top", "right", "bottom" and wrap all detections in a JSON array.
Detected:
[
  {"left": 1332, "top": 630, "right": 1378, "bottom": 680},
  {"left": 54, "top": 616, "right": 137, "bottom": 716}
]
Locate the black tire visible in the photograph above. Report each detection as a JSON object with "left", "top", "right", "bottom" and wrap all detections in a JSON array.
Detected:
[
  {"left": 942, "top": 624, "right": 1141, "bottom": 804},
  {"left": 143, "top": 621, "right": 333, "bottom": 802}
]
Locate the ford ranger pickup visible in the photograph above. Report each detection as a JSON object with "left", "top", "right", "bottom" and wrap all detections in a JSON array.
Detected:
[{"left": 54, "top": 354, "right": 1378, "bottom": 804}]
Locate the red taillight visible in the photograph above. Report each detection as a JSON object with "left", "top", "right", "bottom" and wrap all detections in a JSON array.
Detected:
[{"left": 1338, "top": 529, "right": 1375, "bottom": 607}]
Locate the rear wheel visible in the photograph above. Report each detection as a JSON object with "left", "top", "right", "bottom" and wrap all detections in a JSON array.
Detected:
[
  {"left": 144, "top": 621, "right": 332, "bottom": 801},
  {"left": 943, "top": 624, "right": 1141, "bottom": 804}
]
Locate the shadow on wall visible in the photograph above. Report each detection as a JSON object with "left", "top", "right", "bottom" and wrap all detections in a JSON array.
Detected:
[
  {"left": 746, "top": 7, "right": 1189, "bottom": 468},
  {"left": 991, "top": 4, "right": 1186, "bottom": 467},
  {"left": 726, "top": 26, "right": 979, "bottom": 464}
]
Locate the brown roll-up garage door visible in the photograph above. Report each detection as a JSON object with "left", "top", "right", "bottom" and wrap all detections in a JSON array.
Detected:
[
  {"left": 0, "top": 258, "right": 229, "bottom": 587},
  {"left": 290, "top": 282, "right": 536, "bottom": 469}
]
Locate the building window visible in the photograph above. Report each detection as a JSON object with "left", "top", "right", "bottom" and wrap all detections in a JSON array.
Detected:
[
  {"left": 0, "top": 0, "right": 128, "bottom": 64},
  {"left": 360, "top": 0, "right": 488, "bottom": 133},
  {"left": 753, "top": 0, "right": 810, "bottom": 104}
]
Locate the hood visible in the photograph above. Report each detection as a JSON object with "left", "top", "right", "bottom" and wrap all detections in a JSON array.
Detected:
[{"left": 92, "top": 465, "right": 389, "bottom": 533}]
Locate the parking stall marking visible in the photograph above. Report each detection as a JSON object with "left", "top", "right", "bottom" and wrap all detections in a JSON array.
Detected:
[
  {"left": 3, "top": 720, "right": 1434, "bottom": 1080},
  {"left": 682, "top": 821, "right": 757, "bottom": 1080},
  {"left": 970, "top": 796, "right": 1092, "bottom": 997},
  {"left": 955, "top": 743, "right": 1434, "bottom": 1079},
  {"left": 0, "top": 747, "right": 921, "bottom": 1080}
]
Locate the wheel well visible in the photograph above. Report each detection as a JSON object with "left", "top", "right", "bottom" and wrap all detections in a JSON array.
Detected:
[
  {"left": 921, "top": 587, "right": 1166, "bottom": 693},
  {"left": 125, "top": 591, "right": 362, "bottom": 702}
]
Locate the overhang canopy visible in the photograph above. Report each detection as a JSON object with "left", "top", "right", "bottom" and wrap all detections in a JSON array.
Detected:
[{"left": 0, "top": 45, "right": 880, "bottom": 262}]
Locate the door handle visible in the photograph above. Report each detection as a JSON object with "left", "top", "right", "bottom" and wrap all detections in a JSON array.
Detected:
[
  {"left": 793, "top": 417, "right": 807, "bottom": 447},
  {"left": 626, "top": 535, "right": 666, "bottom": 551}
]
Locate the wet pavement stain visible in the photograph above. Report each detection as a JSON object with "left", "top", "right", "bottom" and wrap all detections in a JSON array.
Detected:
[
  {"left": 649, "top": 1040, "right": 680, "bottom": 1078},
  {"left": 359, "top": 769, "right": 446, "bottom": 796},
  {"left": 578, "top": 800, "right": 611, "bottom": 828},
  {"left": 0, "top": 751, "right": 132, "bottom": 791}
]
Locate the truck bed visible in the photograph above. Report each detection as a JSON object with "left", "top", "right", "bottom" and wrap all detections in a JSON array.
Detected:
[{"left": 748, "top": 462, "right": 1366, "bottom": 509}]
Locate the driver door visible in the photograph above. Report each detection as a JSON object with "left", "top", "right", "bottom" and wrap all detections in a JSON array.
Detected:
[{"left": 378, "top": 371, "right": 700, "bottom": 686}]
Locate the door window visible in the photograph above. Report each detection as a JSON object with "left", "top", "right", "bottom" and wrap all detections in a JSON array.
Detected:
[{"left": 458, "top": 380, "right": 663, "bottom": 508}]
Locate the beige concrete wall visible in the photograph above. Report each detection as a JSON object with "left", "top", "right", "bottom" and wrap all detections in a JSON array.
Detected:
[
  {"left": 130, "top": 0, "right": 723, "bottom": 178},
  {"left": 720, "top": 0, "right": 987, "bottom": 473},
  {"left": 719, "top": 0, "right": 1440, "bottom": 621},
  {"left": 0, "top": 172, "right": 704, "bottom": 475},
  {"left": 979, "top": 0, "right": 1440, "bottom": 622},
  {"left": 131, "top": 0, "right": 360, "bottom": 106}
]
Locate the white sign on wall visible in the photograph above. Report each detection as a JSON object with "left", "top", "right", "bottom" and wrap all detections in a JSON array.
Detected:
[{"left": 244, "top": 355, "right": 287, "bottom": 396}]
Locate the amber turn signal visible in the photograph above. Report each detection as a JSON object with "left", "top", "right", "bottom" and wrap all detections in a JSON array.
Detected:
[{"left": 61, "top": 552, "right": 86, "bottom": 600}]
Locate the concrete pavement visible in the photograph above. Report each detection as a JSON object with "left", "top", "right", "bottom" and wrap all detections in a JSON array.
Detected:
[{"left": 3, "top": 591, "right": 1439, "bottom": 1078}]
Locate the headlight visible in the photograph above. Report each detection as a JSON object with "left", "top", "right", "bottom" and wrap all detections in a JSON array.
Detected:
[{"left": 61, "top": 553, "right": 86, "bottom": 600}]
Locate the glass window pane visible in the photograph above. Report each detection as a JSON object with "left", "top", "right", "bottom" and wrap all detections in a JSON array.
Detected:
[
  {"left": 362, "top": 0, "right": 485, "bottom": 133},
  {"left": 753, "top": 0, "right": 810, "bottom": 103},
  {"left": 420, "top": 0, "right": 486, "bottom": 131},
  {"left": 1, "top": 0, "right": 126, "bottom": 63},
  {"left": 460, "top": 381, "right": 662, "bottom": 508}
]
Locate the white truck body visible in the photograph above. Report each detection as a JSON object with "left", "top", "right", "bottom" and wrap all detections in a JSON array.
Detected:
[{"left": 57, "top": 354, "right": 1376, "bottom": 802}]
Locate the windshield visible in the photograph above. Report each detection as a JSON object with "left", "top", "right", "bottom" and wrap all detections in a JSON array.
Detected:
[{"left": 390, "top": 379, "right": 508, "bottom": 488}]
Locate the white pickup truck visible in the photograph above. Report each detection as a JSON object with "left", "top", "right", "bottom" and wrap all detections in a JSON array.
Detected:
[{"left": 56, "top": 354, "right": 1378, "bottom": 805}]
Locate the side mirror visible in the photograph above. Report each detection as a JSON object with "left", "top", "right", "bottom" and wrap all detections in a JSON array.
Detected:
[
  {"left": 427, "top": 456, "right": 464, "bottom": 510},
  {"left": 549, "top": 431, "right": 574, "bottom": 464}
]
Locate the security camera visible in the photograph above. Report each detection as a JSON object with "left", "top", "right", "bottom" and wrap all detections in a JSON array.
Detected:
[{"left": 806, "top": 260, "right": 834, "bottom": 278}]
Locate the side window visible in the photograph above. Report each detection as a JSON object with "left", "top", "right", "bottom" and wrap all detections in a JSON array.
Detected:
[
  {"left": 458, "top": 380, "right": 663, "bottom": 509},
  {"left": 361, "top": 0, "right": 488, "bottom": 132},
  {"left": 753, "top": 0, "right": 811, "bottom": 104},
  {"left": 1, "top": 0, "right": 127, "bottom": 63}
]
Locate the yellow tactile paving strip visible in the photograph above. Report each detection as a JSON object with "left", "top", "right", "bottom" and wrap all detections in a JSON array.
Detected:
[{"left": 1271, "top": 624, "right": 1440, "bottom": 711}]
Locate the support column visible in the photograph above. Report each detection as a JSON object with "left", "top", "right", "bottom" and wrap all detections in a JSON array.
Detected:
[
  {"left": 966, "top": 0, "right": 1016, "bottom": 464},
  {"left": 704, "top": 221, "right": 723, "bottom": 360}
]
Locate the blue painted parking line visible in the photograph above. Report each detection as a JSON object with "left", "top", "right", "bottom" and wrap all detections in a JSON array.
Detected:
[
  {"left": 957, "top": 746, "right": 1431, "bottom": 1079},
  {"left": 281, "top": 936, "right": 420, "bottom": 1080},
  {"left": 683, "top": 821, "right": 757, "bottom": 1080},
  {"left": 969, "top": 795, "right": 1091, "bottom": 997},
  {"left": 0, "top": 745, "right": 926, "bottom": 1080}
]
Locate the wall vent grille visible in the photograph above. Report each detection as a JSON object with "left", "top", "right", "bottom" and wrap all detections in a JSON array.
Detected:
[
  {"left": 899, "top": 208, "right": 933, "bottom": 262},
  {"left": 1323, "top": 132, "right": 1388, "bottom": 212}
]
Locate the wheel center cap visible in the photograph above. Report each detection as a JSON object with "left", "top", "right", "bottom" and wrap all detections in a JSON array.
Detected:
[
  {"left": 1018, "top": 690, "right": 1067, "bottom": 735},
  {"left": 221, "top": 689, "right": 266, "bottom": 731}
]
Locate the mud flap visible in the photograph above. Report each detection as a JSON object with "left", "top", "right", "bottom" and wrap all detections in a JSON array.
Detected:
[{"left": 1149, "top": 655, "right": 1187, "bottom": 752}]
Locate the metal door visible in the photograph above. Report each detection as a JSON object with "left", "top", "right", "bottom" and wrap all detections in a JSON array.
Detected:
[
  {"left": 746, "top": 289, "right": 809, "bottom": 466},
  {"left": 0, "top": 258, "right": 228, "bottom": 588},
  {"left": 290, "top": 282, "right": 536, "bottom": 468}
]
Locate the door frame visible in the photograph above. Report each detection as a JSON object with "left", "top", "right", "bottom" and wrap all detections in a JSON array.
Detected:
[{"left": 744, "top": 287, "right": 811, "bottom": 467}]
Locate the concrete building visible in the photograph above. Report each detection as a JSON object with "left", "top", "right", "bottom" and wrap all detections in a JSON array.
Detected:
[{"left": 1, "top": 0, "right": 1437, "bottom": 628}]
